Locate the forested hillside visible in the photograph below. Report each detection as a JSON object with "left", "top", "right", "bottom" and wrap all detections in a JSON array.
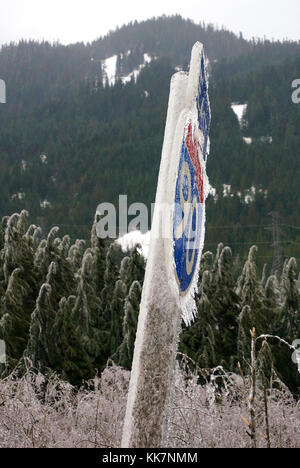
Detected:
[{"left": 0, "top": 15, "right": 300, "bottom": 272}]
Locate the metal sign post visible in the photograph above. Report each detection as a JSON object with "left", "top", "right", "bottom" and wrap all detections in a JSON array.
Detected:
[{"left": 121, "top": 42, "right": 211, "bottom": 448}]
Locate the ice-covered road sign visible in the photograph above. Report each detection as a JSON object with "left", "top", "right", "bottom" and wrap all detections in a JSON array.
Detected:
[
  {"left": 163, "top": 43, "right": 211, "bottom": 325},
  {"left": 172, "top": 56, "right": 210, "bottom": 318},
  {"left": 122, "top": 42, "right": 211, "bottom": 448},
  {"left": 0, "top": 79, "right": 6, "bottom": 104},
  {"left": 173, "top": 122, "right": 204, "bottom": 295}
]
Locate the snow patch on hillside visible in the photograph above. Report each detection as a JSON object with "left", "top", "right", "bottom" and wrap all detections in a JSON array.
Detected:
[
  {"left": 223, "top": 184, "right": 233, "bottom": 198},
  {"left": 40, "top": 154, "right": 47, "bottom": 164},
  {"left": 117, "top": 230, "right": 151, "bottom": 258},
  {"left": 243, "top": 137, "right": 253, "bottom": 145},
  {"left": 209, "top": 185, "right": 218, "bottom": 202},
  {"left": 101, "top": 53, "right": 154, "bottom": 87},
  {"left": 260, "top": 136, "right": 273, "bottom": 144},
  {"left": 243, "top": 136, "right": 273, "bottom": 145},
  {"left": 11, "top": 192, "right": 25, "bottom": 201},
  {"left": 40, "top": 200, "right": 52, "bottom": 209},
  {"left": 231, "top": 103, "right": 247, "bottom": 127},
  {"left": 244, "top": 186, "right": 268, "bottom": 204},
  {"left": 102, "top": 55, "right": 118, "bottom": 86},
  {"left": 211, "top": 185, "right": 268, "bottom": 204},
  {"left": 121, "top": 53, "right": 153, "bottom": 84}
]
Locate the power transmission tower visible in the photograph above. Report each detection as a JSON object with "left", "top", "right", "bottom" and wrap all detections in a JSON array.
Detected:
[{"left": 267, "top": 211, "right": 284, "bottom": 277}]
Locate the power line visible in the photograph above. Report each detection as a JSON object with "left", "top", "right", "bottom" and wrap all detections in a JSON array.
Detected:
[{"left": 50, "top": 223, "right": 300, "bottom": 230}]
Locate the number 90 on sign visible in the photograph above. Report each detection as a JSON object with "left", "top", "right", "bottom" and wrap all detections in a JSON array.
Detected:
[{"left": 173, "top": 137, "right": 203, "bottom": 295}]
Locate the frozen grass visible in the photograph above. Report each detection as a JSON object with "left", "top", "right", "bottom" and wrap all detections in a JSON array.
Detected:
[
  {"left": 0, "top": 362, "right": 299, "bottom": 448},
  {"left": 167, "top": 361, "right": 299, "bottom": 448}
]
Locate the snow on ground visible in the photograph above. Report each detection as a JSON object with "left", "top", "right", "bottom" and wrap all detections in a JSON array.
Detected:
[
  {"left": 0, "top": 79, "right": 5, "bottom": 103},
  {"left": 243, "top": 137, "right": 253, "bottom": 145},
  {"left": 40, "top": 200, "right": 52, "bottom": 209},
  {"left": 102, "top": 55, "right": 118, "bottom": 86},
  {"left": 121, "top": 53, "right": 153, "bottom": 85},
  {"left": 223, "top": 184, "right": 233, "bottom": 198},
  {"left": 143, "top": 53, "right": 152, "bottom": 64},
  {"left": 11, "top": 192, "right": 25, "bottom": 201},
  {"left": 209, "top": 185, "right": 218, "bottom": 202},
  {"left": 117, "top": 230, "right": 151, "bottom": 258},
  {"left": 211, "top": 185, "right": 268, "bottom": 204},
  {"left": 243, "top": 136, "right": 272, "bottom": 145},
  {"left": 101, "top": 53, "right": 156, "bottom": 87},
  {"left": 40, "top": 154, "right": 47, "bottom": 164},
  {"left": 121, "top": 69, "right": 140, "bottom": 84},
  {"left": 260, "top": 136, "right": 273, "bottom": 144},
  {"left": 231, "top": 103, "right": 247, "bottom": 127},
  {"left": 244, "top": 186, "right": 268, "bottom": 204}
]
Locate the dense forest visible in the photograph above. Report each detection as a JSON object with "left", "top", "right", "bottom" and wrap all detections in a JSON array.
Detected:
[
  {"left": 0, "top": 211, "right": 299, "bottom": 397},
  {"left": 0, "top": 15, "right": 300, "bottom": 273}
]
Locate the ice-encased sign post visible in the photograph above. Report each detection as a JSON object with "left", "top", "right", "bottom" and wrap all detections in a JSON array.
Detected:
[{"left": 121, "top": 42, "right": 211, "bottom": 448}]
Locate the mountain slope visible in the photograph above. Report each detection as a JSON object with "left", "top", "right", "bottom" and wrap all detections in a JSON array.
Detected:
[{"left": 0, "top": 15, "right": 300, "bottom": 269}]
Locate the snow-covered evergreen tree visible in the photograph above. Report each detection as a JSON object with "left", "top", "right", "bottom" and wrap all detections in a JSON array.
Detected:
[
  {"left": 0, "top": 212, "right": 39, "bottom": 367},
  {"left": 110, "top": 279, "right": 127, "bottom": 356},
  {"left": 181, "top": 270, "right": 217, "bottom": 369},
  {"left": 52, "top": 295, "right": 94, "bottom": 385},
  {"left": 116, "top": 280, "right": 141, "bottom": 370},
  {"left": 119, "top": 246, "right": 145, "bottom": 293},
  {"left": 72, "top": 250, "right": 109, "bottom": 373},
  {"left": 280, "top": 258, "right": 300, "bottom": 341},
  {"left": 101, "top": 243, "right": 121, "bottom": 321},
  {"left": 26, "top": 283, "right": 55, "bottom": 372},
  {"left": 212, "top": 246, "right": 240, "bottom": 369}
]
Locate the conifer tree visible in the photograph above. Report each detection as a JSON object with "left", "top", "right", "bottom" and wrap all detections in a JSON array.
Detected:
[
  {"left": 72, "top": 250, "right": 109, "bottom": 373},
  {"left": 26, "top": 249, "right": 76, "bottom": 371},
  {"left": 90, "top": 213, "right": 107, "bottom": 296},
  {"left": 110, "top": 279, "right": 127, "bottom": 356},
  {"left": 3, "top": 211, "right": 35, "bottom": 285},
  {"left": 264, "top": 274, "right": 281, "bottom": 330},
  {"left": 212, "top": 246, "right": 240, "bottom": 369},
  {"left": 237, "top": 304, "right": 254, "bottom": 363},
  {"left": 119, "top": 246, "right": 145, "bottom": 293},
  {"left": 275, "top": 258, "right": 300, "bottom": 392},
  {"left": 0, "top": 268, "right": 31, "bottom": 367},
  {"left": 0, "top": 216, "right": 8, "bottom": 253},
  {"left": 0, "top": 217, "right": 9, "bottom": 299},
  {"left": 67, "top": 239, "right": 86, "bottom": 274},
  {"left": 280, "top": 258, "right": 300, "bottom": 341},
  {"left": 52, "top": 296, "right": 94, "bottom": 385},
  {"left": 116, "top": 280, "right": 141, "bottom": 370},
  {"left": 59, "top": 235, "right": 71, "bottom": 259},
  {"left": 26, "top": 283, "right": 55, "bottom": 372},
  {"left": 236, "top": 246, "right": 269, "bottom": 336},
  {"left": 101, "top": 243, "right": 120, "bottom": 321},
  {"left": 0, "top": 212, "right": 39, "bottom": 366},
  {"left": 180, "top": 270, "right": 217, "bottom": 369}
]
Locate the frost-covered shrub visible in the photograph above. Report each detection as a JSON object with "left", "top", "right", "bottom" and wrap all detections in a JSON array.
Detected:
[
  {"left": 0, "top": 363, "right": 298, "bottom": 448},
  {"left": 0, "top": 364, "right": 130, "bottom": 448},
  {"left": 166, "top": 361, "right": 299, "bottom": 448}
]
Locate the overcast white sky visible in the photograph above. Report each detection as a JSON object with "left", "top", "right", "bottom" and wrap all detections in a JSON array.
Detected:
[{"left": 0, "top": 0, "right": 299, "bottom": 47}]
